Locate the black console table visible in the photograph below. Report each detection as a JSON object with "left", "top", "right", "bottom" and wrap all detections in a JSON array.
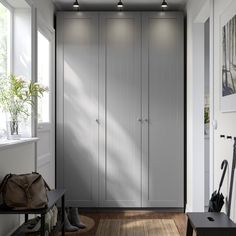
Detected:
[
  {"left": 186, "top": 212, "right": 236, "bottom": 236},
  {"left": 0, "top": 189, "right": 65, "bottom": 236}
]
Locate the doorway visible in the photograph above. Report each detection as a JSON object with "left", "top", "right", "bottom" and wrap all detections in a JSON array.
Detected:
[
  {"left": 204, "top": 18, "right": 210, "bottom": 211},
  {"left": 187, "top": 0, "right": 214, "bottom": 212}
]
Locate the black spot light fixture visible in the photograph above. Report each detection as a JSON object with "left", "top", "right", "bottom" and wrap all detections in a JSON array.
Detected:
[
  {"left": 161, "top": 0, "right": 168, "bottom": 8},
  {"left": 117, "top": 0, "right": 124, "bottom": 9},
  {"left": 73, "top": 0, "right": 79, "bottom": 9}
]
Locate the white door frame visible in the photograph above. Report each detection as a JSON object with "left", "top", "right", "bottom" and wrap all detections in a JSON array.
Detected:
[
  {"left": 187, "top": 0, "right": 214, "bottom": 212},
  {"left": 36, "top": 15, "right": 55, "bottom": 188}
]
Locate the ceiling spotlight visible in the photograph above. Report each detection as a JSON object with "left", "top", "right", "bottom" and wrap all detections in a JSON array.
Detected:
[
  {"left": 73, "top": 0, "right": 79, "bottom": 9},
  {"left": 161, "top": 0, "right": 168, "bottom": 8},
  {"left": 117, "top": 0, "right": 124, "bottom": 9}
]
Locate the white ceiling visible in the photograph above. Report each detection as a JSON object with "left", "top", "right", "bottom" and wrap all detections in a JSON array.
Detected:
[{"left": 53, "top": 0, "right": 188, "bottom": 11}]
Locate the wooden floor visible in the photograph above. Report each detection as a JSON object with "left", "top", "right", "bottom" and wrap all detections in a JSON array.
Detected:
[{"left": 65, "top": 211, "right": 187, "bottom": 236}]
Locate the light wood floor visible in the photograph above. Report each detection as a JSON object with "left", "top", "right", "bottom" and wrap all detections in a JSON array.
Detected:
[{"left": 65, "top": 211, "right": 187, "bottom": 236}]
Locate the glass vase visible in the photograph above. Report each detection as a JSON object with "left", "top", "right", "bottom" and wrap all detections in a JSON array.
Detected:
[{"left": 6, "top": 115, "right": 21, "bottom": 140}]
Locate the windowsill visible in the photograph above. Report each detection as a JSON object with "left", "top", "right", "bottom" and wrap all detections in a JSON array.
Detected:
[{"left": 0, "top": 137, "right": 39, "bottom": 151}]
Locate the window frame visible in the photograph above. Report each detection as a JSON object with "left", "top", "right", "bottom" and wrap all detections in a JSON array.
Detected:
[
  {"left": 0, "top": 0, "right": 38, "bottom": 140},
  {"left": 0, "top": 0, "right": 13, "bottom": 74},
  {"left": 0, "top": 0, "right": 13, "bottom": 135},
  {"left": 37, "top": 20, "right": 54, "bottom": 125}
]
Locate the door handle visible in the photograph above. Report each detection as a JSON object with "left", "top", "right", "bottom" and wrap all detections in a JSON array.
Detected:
[
  {"left": 137, "top": 118, "right": 142, "bottom": 123},
  {"left": 144, "top": 118, "right": 149, "bottom": 123},
  {"left": 96, "top": 119, "right": 100, "bottom": 124}
]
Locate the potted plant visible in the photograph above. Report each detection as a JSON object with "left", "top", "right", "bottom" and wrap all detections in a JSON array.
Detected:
[{"left": 0, "top": 74, "right": 47, "bottom": 139}]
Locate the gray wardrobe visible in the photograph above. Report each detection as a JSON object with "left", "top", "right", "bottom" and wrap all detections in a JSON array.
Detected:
[{"left": 56, "top": 11, "right": 184, "bottom": 209}]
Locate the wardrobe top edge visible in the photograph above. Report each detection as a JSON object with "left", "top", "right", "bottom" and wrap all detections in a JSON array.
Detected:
[{"left": 56, "top": 11, "right": 185, "bottom": 16}]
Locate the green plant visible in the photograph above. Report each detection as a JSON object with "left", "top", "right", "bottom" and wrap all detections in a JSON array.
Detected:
[
  {"left": 0, "top": 74, "right": 47, "bottom": 123},
  {"left": 204, "top": 107, "right": 210, "bottom": 124}
]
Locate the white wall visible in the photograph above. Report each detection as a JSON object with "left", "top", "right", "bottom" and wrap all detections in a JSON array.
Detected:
[
  {"left": 187, "top": 0, "right": 236, "bottom": 220},
  {"left": 32, "top": 0, "right": 54, "bottom": 29},
  {"left": 213, "top": 0, "right": 236, "bottom": 221},
  {"left": 0, "top": 0, "right": 55, "bottom": 235},
  {"left": 0, "top": 143, "right": 35, "bottom": 236}
]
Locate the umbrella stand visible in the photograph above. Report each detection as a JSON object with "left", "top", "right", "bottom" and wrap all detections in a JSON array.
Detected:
[{"left": 227, "top": 137, "right": 236, "bottom": 217}]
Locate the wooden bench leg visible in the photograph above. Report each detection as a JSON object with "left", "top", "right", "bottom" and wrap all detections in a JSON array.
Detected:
[
  {"left": 24, "top": 214, "right": 28, "bottom": 223},
  {"left": 186, "top": 218, "right": 193, "bottom": 236}
]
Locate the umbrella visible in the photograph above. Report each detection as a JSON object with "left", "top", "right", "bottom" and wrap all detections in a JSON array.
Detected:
[{"left": 208, "top": 160, "right": 228, "bottom": 212}]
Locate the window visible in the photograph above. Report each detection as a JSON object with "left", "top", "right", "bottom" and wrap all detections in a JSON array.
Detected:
[
  {"left": 37, "top": 31, "right": 50, "bottom": 123},
  {"left": 0, "top": 2, "right": 11, "bottom": 136},
  {"left": 0, "top": 2, "right": 10, "bottom": 76}
]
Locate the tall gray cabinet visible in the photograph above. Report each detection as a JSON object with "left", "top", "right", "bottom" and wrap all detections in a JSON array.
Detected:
[
  {"left": 56, "top": 12, "right": 184, "bottom": 209},
  {"left": 141, "top": 13, "right": 184, "bottom": 207}
]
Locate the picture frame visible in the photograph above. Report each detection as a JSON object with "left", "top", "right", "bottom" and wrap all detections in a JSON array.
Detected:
[{"left": 220, "top": 5, "right": 236, "bottom": 112}]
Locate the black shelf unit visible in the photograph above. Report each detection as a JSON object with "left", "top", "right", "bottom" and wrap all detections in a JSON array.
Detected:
[{"left": 0, "top": 189, "right": 65, "bottom": 236}]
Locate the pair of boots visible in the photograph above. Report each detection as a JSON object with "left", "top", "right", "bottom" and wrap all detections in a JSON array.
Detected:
[{"left": 64, "top": 207, "right": 86, "bottom": 232}]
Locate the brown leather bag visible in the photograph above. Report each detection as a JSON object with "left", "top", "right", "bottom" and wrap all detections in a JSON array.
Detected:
[{"left": 0, "top": 172, "right": 50, "bottom": 210}]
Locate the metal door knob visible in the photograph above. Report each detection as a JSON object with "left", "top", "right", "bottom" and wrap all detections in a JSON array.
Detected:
[
  {"left": 137, "top": 118, "right": 142, "bottom": 122},
  {"left": 96, "top": 119, "right": 99, "bottom": 124}
]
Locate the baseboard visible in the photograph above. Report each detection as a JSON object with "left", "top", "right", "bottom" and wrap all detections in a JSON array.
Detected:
[{"left": 185, "top": 203, "right": 192, "bottom": 213}]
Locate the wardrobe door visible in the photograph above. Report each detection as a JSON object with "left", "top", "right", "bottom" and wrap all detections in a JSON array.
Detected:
[
  {"left": 57, "top": 12, "right": 99, "bottom": 207},
  {"left": 99, "top": 13, "right": 142, "bottom": 207},
  {"left": 142, "top": 13, "right": 184, "bottom": 208}
]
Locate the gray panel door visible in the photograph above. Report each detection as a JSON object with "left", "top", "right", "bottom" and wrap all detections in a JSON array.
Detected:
[
  {"left": 57, "top": 12, "right": 99, "bottom": 207},
  {"left": 99, "top": 12, "right": 142, "bottom": 207},
  {"left": 142, "top": 12, "right": 184, "bottom": 208}
]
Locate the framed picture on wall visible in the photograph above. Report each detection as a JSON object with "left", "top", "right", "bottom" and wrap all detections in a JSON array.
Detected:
[{"left": 221, "top": 9, "right": 236, "bottom": 112}]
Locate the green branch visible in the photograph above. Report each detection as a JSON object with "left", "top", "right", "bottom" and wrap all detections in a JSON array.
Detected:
[{"left": 0, "top": 74, "right": 48, "bottom": 121}]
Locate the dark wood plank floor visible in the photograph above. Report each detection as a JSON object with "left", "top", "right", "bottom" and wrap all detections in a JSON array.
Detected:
[{"left": 64, "top": 211, "right": 187, "bottom": 236}]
